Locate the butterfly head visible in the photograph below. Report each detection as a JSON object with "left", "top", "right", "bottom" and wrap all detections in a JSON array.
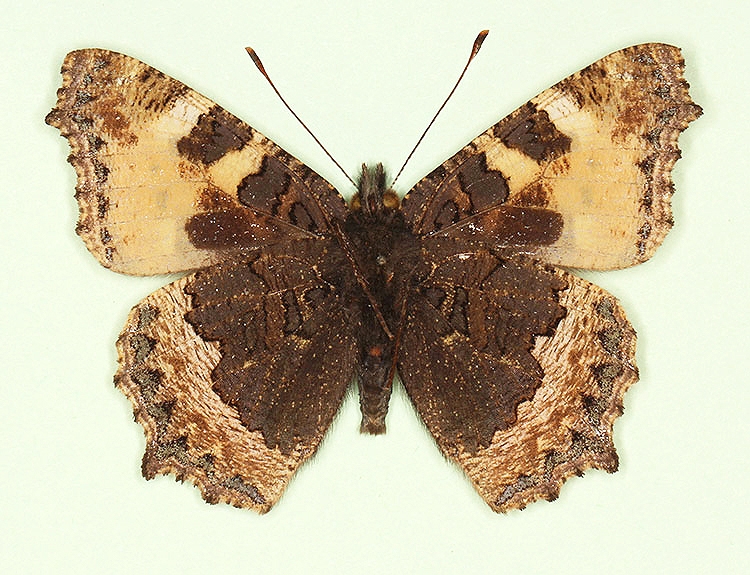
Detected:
[{"left": 350, "top": 163, "right": 400, "bottom": 216}]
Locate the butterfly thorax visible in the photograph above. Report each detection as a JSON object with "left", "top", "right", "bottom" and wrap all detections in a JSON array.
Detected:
[{"left": 346, "top": 163, "right": 413, "bottom": 283}]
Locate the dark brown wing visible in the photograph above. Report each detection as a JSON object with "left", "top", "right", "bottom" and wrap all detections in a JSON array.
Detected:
[
  {"left": 401, "top": 43, "right": 701, "bottom": 270},
  {"left": 397, "top": 251, "right": 567, "bottom": 454},
  {"left": 115, "top": 241, "right": 358, "bottom": 511},
  {"left": 397, "top": 252, "right": 638, "bottom": 511},
  {"left": 46, "top": 49, "right": 349, "bottom": 275}
]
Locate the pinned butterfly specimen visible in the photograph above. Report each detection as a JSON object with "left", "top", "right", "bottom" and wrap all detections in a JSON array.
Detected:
[{"left": 46, "top": 33, "right": 701, "bottom": 513}]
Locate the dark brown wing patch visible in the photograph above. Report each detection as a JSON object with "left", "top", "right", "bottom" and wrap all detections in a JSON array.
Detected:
[
  {"left": 402, "top": 153, "right": 513, "bottom": 234},
  {"left": 177, "top": 106, "right": 253, "bottom": 165},
  {"left": 185, "top": 243, "right": 358, "bottom": 454},
  {"left": 398, "top": 251, "right": 567, "bottom": 455},
  {"left": 236, "top": 156, "right": 332, "bottom": 233},
  {"left": 498, "top": 102, "right": 572, "bottom": 161}
]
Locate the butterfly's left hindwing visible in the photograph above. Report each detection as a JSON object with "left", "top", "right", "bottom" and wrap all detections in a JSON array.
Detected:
[
  {"left": 115, "top": 264, "right": 357, "bottom": 513},
  {"left": 183, "top": 240, "right": 358, "bottom": 455}
]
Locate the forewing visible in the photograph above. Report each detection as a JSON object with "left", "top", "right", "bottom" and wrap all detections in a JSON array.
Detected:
[
  {"left": 115, "top": 242, "right": 358, "bottom": 511},
  {"left": 402, "top": 43, "right": 701, "bottom": 270},
  {"left": 46, "top": 49, "right": 349, "bottom": 275},
  {"left": 398, "top": 258, "right": 637, "bottom": 511}
]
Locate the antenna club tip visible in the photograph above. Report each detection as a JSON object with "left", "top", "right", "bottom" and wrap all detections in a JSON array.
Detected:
[
  {"left": 471, "top": 30, "right": 489, "bottom": 58},
  {"left": 245, "top": 46, "right": 267, "bottom": 74}
]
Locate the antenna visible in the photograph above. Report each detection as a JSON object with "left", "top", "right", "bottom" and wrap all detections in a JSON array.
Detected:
[
  {"left": 246, "top": 47, "right": 356, "bottom": 188},
  {"left": 391, "top": 30, "right": 489, "bottom": 187}
]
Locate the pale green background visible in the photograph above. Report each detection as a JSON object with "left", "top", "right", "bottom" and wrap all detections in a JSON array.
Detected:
[{"left": 2, "top": 1, "right": 747, "bottom": 573}]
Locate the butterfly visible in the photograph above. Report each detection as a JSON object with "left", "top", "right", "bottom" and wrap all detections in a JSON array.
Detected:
[{"left": 46, "top": 38, "right": 700, "bottom": 513}]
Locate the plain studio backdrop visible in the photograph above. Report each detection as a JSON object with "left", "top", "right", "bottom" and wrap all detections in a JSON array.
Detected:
[{"left": 1, "top": 1, "right": 747, "bottom": 573}]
